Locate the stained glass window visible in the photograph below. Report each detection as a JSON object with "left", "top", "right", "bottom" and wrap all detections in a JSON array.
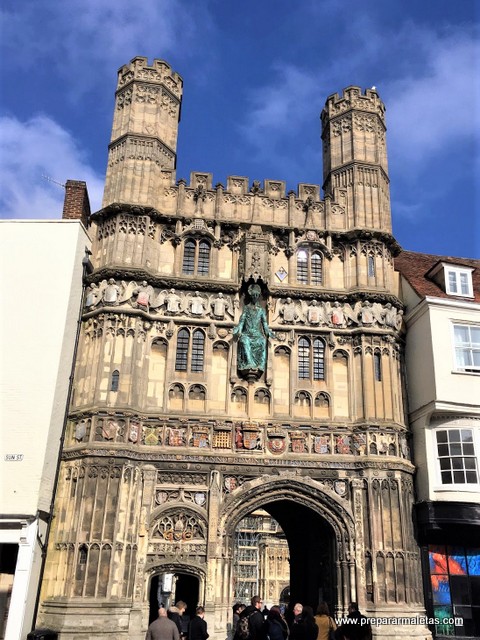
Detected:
[{"left": 428, "top": 545, "right": 480, "bottom": 637}]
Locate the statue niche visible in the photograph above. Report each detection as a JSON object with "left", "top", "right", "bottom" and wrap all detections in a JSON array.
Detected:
[{"left": 233, "top": 284, "right": 274, "bottom": 380}]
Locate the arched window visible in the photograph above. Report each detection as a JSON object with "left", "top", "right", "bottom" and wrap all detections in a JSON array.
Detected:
[
  {"left": 182, "top": 238, "right": 211, "bottom": 276},
  {"left": 368, "top": 255, "right": 376, "bottom": 278},
  {"left": 296, "top": 248, "right": 323, "bottom": 285},
  {"left": 297, "top": 250, "right": 308, "bottom": 284},
  {"left": 110, "top": 370, "right": 120, "bottom": 391},
  {"left": 298, "top": 337, "right": 310, "bottom": 379},
  {"left": 175, "top": 329, "right": 190, "bottom": 371},
  {"left": 298, "top": 336, "right": 325, "bottom": 380},
  {"left": 311, "top": 252, "right": 323, "bottom": 285},
  {"left": 182, "top": 240, "right": 196, "bottom": 275},
  {"left": 198, "top": 240, "right": 210, "bottom": 275},
  {"left": 191, "top": 330, "right": 205, "bottom": 372},
  {"left": 374, "top": 352, "right": 382, "bottom": 381},
  {"left": 79, "top": 545, "right": 88, "bottom": 565},
  {"left": 175, "top": 328, "right": 205, "bottom": 372},
  {"left": 313, "top": 338, "right": 325, "bottom": 380}
]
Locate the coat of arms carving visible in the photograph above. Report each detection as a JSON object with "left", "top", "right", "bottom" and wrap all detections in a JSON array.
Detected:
[{"left": 267, "top": 431, "right": 286, "bottom": 454}]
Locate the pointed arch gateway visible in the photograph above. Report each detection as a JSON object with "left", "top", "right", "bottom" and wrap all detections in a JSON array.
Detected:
[{"left": 218, "top": 475, "right": 357, "bottom": 615}]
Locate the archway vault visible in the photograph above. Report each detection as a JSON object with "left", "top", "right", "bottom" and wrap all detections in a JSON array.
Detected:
[
  {"left": 220, "top": 474, "right": 355, "bottom": 550},
  {"left": 220, "top": 474, "right": 356, "bottom": 612}
]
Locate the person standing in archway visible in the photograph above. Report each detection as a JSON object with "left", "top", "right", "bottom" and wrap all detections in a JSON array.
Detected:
[
  {"left": 146, "top": 607, "right": 180, "bottom": 640},
  {"left": 168, "top": 601, "right": 187, "bottom": 639},
  {"left": 188, "top": 606, "right": 209, "bottom": 640}
]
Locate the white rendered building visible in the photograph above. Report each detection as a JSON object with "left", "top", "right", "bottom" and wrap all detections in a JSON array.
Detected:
[
  {"left": 396, "top": 250, "right": 480, "bottom": 639},
  {"left": 0, "top": 187, "right": 91, "bottom": 639}
]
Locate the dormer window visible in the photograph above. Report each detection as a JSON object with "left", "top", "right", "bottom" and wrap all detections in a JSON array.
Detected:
[
  {"left": 425, "top": 261, "right": 474, "bottom": 298},
  {"left": 445, "top": 266, "right": 473, "bottom": 297}
]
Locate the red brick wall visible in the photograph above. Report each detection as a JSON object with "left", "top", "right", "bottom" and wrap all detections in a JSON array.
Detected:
[{"left": 62, "top": 180, "right": 91, "bottom": 227}]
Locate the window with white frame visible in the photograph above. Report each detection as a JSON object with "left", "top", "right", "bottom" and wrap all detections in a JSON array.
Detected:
[
  {"left": 435, "top": 428, "right": 479, "bottom": 485},
  {"left": 453, "top": 324, "right": 480, "bottom": 372},
  {"left": 445, "top": 266, "right": 473, "bottom": 297}
]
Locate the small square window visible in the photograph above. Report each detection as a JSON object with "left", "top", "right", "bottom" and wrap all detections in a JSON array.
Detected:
[{"left": 445, "top": 267, "right": 474, "bottom": 297}]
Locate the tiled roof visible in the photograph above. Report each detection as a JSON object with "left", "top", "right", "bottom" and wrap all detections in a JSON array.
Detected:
[{"left": 395, "top": 250, "right": 480, "bottom": 303}]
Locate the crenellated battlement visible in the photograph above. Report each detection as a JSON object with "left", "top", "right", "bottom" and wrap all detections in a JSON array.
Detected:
[
  {"left": 103, "top": 60, "right": 391, "bottom": 233},
  {"left": 116, "top": 56, "right": 183, "bottom": 98},
  {"left": 182, "top": 172, "right": 321, "bottom": 201},
  {"left": 321, "top": 85, "right": 386, "bottom": 124}
]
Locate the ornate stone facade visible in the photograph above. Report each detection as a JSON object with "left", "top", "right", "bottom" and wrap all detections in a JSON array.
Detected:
[{"left": 38, "top": 58, "right": 431, "bottom": 639}]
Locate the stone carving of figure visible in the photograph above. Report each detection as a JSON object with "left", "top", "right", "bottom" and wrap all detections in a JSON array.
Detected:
[
  {"left": 279, "top": 297, "right": 298, "bottom": 324},
  {"left": 395, "top": 309, "right": 404, "bottom": 330},
  {"left": 330, "top": 301, "right": 346, "bottom": 327},
  {"left": 306, "top": 299, "right": 322, "bottom": 325},
  {"left": 133, "top": 281, "right": 152, "bottom": 311},
  {"left": 359, "top": 300, "right": 374, "bottom": 325},
  {"left": 383, "top": 303, "right": 397, "bottom": 328},
  {"left": 165, "top": 288, "right": 182, "bottom": 314},
  {"left": 189, "top": 291, "right": 206, "bottom": 316},
  {"left": 103, "top": 278, "right": 120, "bottom": 305},
  {"left": 211, "top": 292, "right": 233, "bottom": 319},
  {"left": 85, "top": 283, "right": 101, "bottom": 309},
  {"left": 233, "top": 284, "right": 275, "bottom": 376}
]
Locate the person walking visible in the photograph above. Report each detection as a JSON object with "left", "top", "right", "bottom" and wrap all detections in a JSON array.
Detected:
[
  {"left": 314, "top": 602, "right": 336, "bottom": 640},
  {"left": 188, "top": 606, "right": 209, "bottom": 640},
  {"left": 146, "top": 607, "right": 181, "bottom": 640},
  {"left": 168, "top": 601, "right": 188, "bottom": 639}
]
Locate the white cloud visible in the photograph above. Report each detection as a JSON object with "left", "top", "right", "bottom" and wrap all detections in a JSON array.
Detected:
[
  {"left": 385, "top": 29, "right": 480, "bottom": 167},
  {"left": 0, "top": 114, "right": 104, "bottom": 219},
  {"left": 240, "top": 65, "right": 321, "bottom": 139},
  {"left": 1, "top": 0, "right": 213, "bottom": 96},
  {"left": 238, "top": 21, "right": 480, "bottom": 191}
]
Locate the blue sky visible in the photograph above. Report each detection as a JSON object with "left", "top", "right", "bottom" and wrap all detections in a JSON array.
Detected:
[{"left": 1, "top": 0, "right": 479, "bottom": 258}]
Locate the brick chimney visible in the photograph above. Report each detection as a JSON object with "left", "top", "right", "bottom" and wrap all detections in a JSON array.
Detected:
[{"left": 62, "top": 180, "right": 91, "bottom": 227}]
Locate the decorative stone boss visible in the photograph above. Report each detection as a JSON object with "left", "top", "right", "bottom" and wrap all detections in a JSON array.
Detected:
[{"left": 233, "top": 284, "right": 275, "bottom": 378}]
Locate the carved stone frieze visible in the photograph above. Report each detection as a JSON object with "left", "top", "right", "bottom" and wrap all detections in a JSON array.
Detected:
[
  {"left": 85, "top": 279, "right": 238, "bottom": 320},
  {"left": 270, "top": 297, "right": 403, "bottom": 329}
]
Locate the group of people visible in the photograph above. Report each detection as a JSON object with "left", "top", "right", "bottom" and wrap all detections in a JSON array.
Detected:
[
  {"left": 146, "top": 597, "right": 372, "bottom": 640},
  {"left": 232, "top": 597, "right": 372, "bottom": 640},
  {"left": 146, "top": 600, "right": 209, "bottom": 640}
]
